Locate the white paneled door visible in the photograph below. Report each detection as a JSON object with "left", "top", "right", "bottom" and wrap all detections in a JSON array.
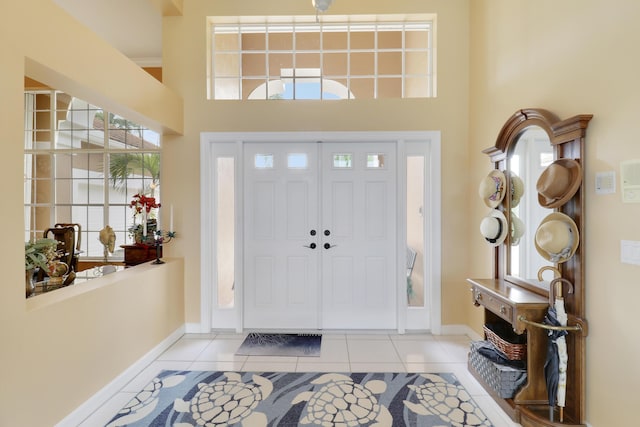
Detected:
[{"left": 244, "top": 141, "right": 397, "bottom": 330}]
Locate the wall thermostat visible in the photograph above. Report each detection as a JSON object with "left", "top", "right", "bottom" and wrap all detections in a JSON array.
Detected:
[{"left": 595, "top": 171, "right": 616, "bottom": 195}]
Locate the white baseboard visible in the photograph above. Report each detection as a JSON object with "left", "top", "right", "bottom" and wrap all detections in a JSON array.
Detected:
[
  {"left": 439, "top": 324, "right": 483, "bottom": 341},
  {"left": 184, "top": 322, "right": 205, "bottom": 333},
  {"left": 56, "top": 325, "right": 185, "bottom": 427}
]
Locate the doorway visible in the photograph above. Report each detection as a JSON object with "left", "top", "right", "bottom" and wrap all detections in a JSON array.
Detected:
[
  {"left": 200, "top": 131, "right": 441, "bottom": 333},
  {"left": 243, "top": 142, "right": 396, "bottom": 329}
]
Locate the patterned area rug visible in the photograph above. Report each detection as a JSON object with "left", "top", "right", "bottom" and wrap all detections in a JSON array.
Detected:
[
  {"left": 106, "top": 371, "right": 493, "bottom": 426},
  {"left": 235, "top": 333, "right": 322, "bottom": 357}
]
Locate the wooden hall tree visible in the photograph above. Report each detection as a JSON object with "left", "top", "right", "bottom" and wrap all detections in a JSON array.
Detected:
[{"left": 467, "top": 109, "right": 591, "bottom": 427}]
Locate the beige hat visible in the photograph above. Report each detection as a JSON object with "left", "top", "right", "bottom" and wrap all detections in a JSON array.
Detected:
[
  {"left": 480, "top": 209, "right": 508, "bottom": 247},
  {"left": 479, "top": 170, "right": 506, "bottom": 208},
  {"left": 509, "top": 172, "right": 524, "bottom": 208},
  {"left": 510, "top": 212, "right": 525, "bottom": 246},
  {"left": 536, "top": 159, "right": 582, "bottom": 208},
  {"left": 534, "top": 212, "right": 579, "bottom": 263}
]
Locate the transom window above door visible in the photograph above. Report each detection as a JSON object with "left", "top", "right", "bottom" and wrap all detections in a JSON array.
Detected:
[{"left": 208, "top": 15, "right": 435, "bottom": 100}]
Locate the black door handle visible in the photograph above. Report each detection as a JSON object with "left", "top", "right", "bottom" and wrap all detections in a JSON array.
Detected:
[
  {"left": 304, "top": 243, "right": 317, "bottom": 249},
  {"left": 324, "top": 229, "right": 331, "bottom": 236},
  {"left": 310, "top": 229, "right": 316, "bottom": 236},
  {"left": 324, "top": 243, "right": 337, "bottom": 250}
]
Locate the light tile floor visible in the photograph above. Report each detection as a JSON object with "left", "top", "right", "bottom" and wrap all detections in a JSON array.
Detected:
[{"left": 78, "top": 332, "right": 521, "bottom": 426}]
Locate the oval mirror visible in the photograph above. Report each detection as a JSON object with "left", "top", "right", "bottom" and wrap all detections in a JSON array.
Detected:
[{"left": 507, "top": 126, "right": 553, "bottom": 289}]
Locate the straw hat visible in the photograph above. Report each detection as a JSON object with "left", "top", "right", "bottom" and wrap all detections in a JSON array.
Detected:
[
  {"left": 534, "top": 212, "right": 579, "bottom": 263},
  {"left": 480, "top": 209, "right": 508, "bottom": 246},
  {"left": 479, "top": 170, "right": 506, "bottom": 208},
  {"left": 509, "top": 172, "right": 524, "bottom": 208},
  {"left": 536, "top": 159, "right": 582, "bottom": 208},
  {"left": 510, "top": 212, "right": 525, "bottom": 246}
]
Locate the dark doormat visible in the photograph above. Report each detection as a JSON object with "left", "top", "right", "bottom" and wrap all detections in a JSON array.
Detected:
[{"left": 235, "top": 333, "right": 322, "bottom": 357}]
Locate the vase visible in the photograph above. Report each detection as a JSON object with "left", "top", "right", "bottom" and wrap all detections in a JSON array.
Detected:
[{"left": 25, "top": 269, "right": 35, "bottom": 298}]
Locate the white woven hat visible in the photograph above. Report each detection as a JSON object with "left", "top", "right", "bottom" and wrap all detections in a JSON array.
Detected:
[
  {"left": 480, "top": 209, "right": 508, "bottom": 247},
  {"left": 510, "top": 212, "right": 525, "bottom": 246},
  {"left": 509, "top": 172, "right": 524, "bottom": 208},
  {"left": 534, "top": 212, "right": 579, "bottom": 263},
  {"left": 478, "top": 170, "right": 506, "bottom": 208}
]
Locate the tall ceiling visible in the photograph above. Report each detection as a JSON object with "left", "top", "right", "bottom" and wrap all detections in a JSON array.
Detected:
[{"left": 53, "top": 0, "right": 162, "bottom": 65}]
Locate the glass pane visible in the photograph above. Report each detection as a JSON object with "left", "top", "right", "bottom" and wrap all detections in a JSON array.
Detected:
[
  {"left": 296, "top": 32, "right": 321, "bottom": 50},
  {"left": 88, "top": 179, "right": 105, "bottom": 204},
  {"left": 108, "top": 205, "right": 127, "bottom": 235},
  {"left": 214, "top": 33, "right": 239, "bottom": 51},
  {"left": 242, "top": 53, "right": 266, "bottom": 77},
  {"left": 405, "top": 77, "right": 429, "bottom": 98},
  {"left": 406, "top": 30, "right": 430, "bottom": 49},
  {"left": 349, "top": 78, "right": 375, "bottom": 99},
  {"left": 268, "top": 53, "right": 293, "bottom": 77},
  {"left": 366, "top": 154, "right": 386, "bottom": 169},
  {"left": 268, "top": 32, "right": 292, "bottom": 50},
  {"left": 214, "top": 77, "right": 241, "bottom": 100},
  {"left": 292, "top": 81, "right": 321, "bottom": 100},
  {"left": 242, "top": 79, "right": 264, "bottom": 99},
  {"left": 323, "top": 52, "right": 348, "bottom": 76},
  {"left": 407, "top": 156, "right": 424, "bottom": 307},
  {"left": 242, "top": 33, "right": 266, "bottom": 51},
  {"left": 217, "top": 157, "right": 235, "bottom": 308},
  {"left": 288, "top": 153, "right": 308, "bottom": 169},
  {"left": 333, "top": 153, "right": 353, "bottom": 168},
  {"left": 351, "top": 52, "right": 375, "bottom": 75},
  {"left": 350, "top": 31, "right": 375, "bottom": 49},
  {"left": 296, "top": 53, "right": 320, "bottom": 69},
  {"left": 378, "top": 52, "right": 402, "bottom": 75},
  {"left": 255, "top": 154, "right": 274, "bottom": 169},
  {"left": 405, "top": 51, "right": 429, "bottom": 75},
  {"left": 323, "top": 31, "right": 348, "bottom": 50},
  {"left": 378, "top": 31, "right": 402, "bottom": 49},
  {"left": 378, "top": 78, "right": 402, "bottom": 98},
  {"left": 214, "top": 53, "right": 241, "bottom": 77}
]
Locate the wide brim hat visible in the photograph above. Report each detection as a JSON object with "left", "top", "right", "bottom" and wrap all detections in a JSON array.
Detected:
[
  {"left": 510, "top": 212, "right": 525, "bottom": 246},
  {"left": 480, "top": 209, "right": 508, "bottom": 247},
  {"left": 509, "top": 172, "right": 524, "bottom": 208},
  {"left": 536, "top": 159, "right": 582, "bottom": 208},
  {"left": 479, "top": 170, "right": 506, "bottom": 208},
  {"left": 534, "top": 212, "right": 579, "bottom": 263}
]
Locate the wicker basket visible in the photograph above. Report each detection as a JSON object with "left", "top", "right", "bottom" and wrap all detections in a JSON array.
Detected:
[
  {"left": 483, "top": 323, "right": 527, "bottom": 361},
  {"left": 469, "top": 341, "right": 527, "bottom": 398}
]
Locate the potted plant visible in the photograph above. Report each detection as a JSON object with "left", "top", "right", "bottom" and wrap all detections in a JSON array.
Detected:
[
  {"left": 25, "top": 238, "right": 58, "bottom": 297},
  {"left": 129, "top": 193, "right": 161, "bottom": 245}
]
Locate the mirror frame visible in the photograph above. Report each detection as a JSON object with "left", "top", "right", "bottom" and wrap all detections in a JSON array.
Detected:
[{"left": 482, "top": 108, "right": 592, "bottom": 299}]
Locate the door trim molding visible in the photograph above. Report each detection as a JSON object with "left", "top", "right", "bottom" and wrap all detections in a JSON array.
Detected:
[{"left": 200, "top": 131, "right": 441, "bottom": 333}]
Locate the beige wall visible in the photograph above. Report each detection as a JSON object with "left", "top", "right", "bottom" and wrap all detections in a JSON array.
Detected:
[
  {"left": 161, "top": 0, "right": 471, "bottom": 327},
  {"left": 469, "top": 1, "right": 640, "bottom": 425},
  {"left": 0, "top": 1, "right": 185, "bottom": 426},
  {"left": 8, "top": 0, "right": 636, "bottom": 425}
]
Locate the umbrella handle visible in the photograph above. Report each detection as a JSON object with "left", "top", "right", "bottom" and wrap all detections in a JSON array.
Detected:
[
  {"left": 549, "top": 278, "right": 574, "bottom": 303},
  {"left": 537, "top": 266, "right": 561, "bottom": 282}
]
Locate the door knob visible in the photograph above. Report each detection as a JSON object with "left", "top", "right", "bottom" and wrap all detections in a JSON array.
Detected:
[
  {"left": 324, "top": 243, "right": 336, "bottom": 250},
  {"left": 304, "top": 243, "right": 317, "bottom": 249},
  {"left": 310, "top": 230, "right": 316, "bottom": 236},
  {"left": 324, "top": 229, "right": 331, "bottom": 236}
]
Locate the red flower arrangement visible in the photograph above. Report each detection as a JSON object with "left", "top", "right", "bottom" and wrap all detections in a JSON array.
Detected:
[{"left": 130, "top": 193, "right": 161, "bottom": 214}]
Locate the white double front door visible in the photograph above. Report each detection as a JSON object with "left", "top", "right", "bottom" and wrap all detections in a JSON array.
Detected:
[{"left": 244, "top": 141, "right": 397, "bottom": 330}]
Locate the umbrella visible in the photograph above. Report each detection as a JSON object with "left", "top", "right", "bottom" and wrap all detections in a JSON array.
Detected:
[
  {"left": 550, "top": 278, "right": 573, "bottom": 423},
  {"left": 543, "top": 305, "right": 566, "bottom": 422}
]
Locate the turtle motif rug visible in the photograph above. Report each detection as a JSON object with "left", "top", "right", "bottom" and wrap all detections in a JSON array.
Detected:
[
  {"left": 235, "top": 333, "right": 322, "bottom": 357},
  {"left": 105, "top": 371, "right": 493, "bottom": 426}
]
